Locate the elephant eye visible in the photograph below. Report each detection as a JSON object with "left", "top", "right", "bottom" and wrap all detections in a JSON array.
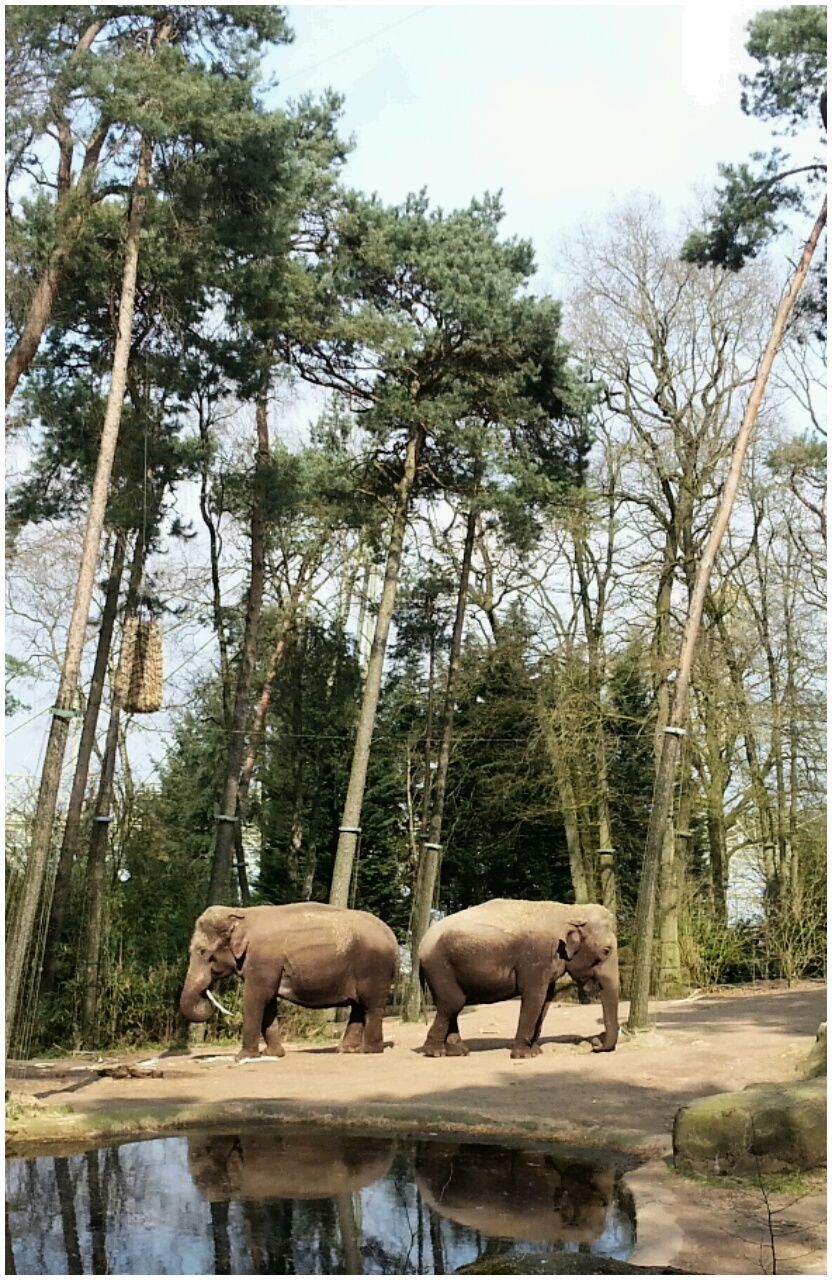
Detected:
[{"left": 600, "top": 946, "right": 611, "bottom": 958}]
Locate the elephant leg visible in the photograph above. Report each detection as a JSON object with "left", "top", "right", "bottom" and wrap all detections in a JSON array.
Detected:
[
  {"left": 261, "top": 997, "right": 285, "bottom": 1058},
  {"left": 420, "top": 971, "right": 466, "bottom": 1057},
  {"left": 361, "top": 1005, "right": 385, "bottom": 1054},
  {"left": 236, "top": 979, "right": 271, "bottom": 1061},
  {"left": 444, "top": 1012, "right": 470, "bottom": 1057},
  {"left": 511, "top": 980, "right": 549, "bottom": 1059},
  {"left": 337, "top": 1003, "right": 365, "bottom": 1054},
  {"left": 529, "top": 996, "right": 553, "bottom": 1056}
]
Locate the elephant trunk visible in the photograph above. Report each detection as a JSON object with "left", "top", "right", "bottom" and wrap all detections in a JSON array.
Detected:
[
  {"left": 180, "top": 963, "right": 215, "bottom": 1024},
  {"left": 598, "top": 969, "right": 620, "bottom": 1051}
]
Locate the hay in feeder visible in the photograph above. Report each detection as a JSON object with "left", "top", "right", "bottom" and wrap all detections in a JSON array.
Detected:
[{"left": 116, "top": 618, "right": 163, "bottom": 713}]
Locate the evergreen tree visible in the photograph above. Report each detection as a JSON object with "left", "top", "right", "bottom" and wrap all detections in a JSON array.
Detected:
[{"left": 681, "top": 6, "right": 826, "bottom": 271}]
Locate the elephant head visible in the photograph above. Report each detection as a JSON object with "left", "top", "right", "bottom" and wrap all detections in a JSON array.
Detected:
[
  {"left": 179, "top": 906, "right": 248, "bottom": 1023},
  {"left": 558, "top": 905, "right": 619, "bottom": 1052}
]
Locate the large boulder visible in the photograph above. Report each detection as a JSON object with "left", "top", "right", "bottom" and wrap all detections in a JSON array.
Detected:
[
  {"left": 803, "top": 1022, "right": 826, "bottom": 1078},
  {"left": 673, "top": 1079, "right": 826, "bottom": 1175}
]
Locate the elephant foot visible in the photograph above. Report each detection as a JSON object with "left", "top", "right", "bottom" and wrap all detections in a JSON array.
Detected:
[
  {"left": 361, "top": 1043, "right": 385, "bottom": 1054},
  {"left": 261, "top": 1046, "right": 286, "bottom": 1059},
  {"left": 336, "top": 1043, "right": 363, "bottom": 1054},
  {"left": 510, "top": 1044, "right": 539, "bottom": 1059},
  {"left": 590, "top": 1036, "right": 616, "bottom": 1053},
  {"left": 234, "top": 1051, "right": 262, "bottom": 1064},
  {"left": 444, "top": 1039, "right": 470, "bottom": 1057},
  {"left": 418, "top": 1042, "right": 447, "bottom": 1058}
]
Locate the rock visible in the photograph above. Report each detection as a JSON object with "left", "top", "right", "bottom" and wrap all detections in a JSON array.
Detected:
[
  {"left": 673, "top": 1079, "right": 826, "bottom": 1175},
  {"left": 456, "top": 1252, "right": 688, "bottom": 1275},
  {"left": 803, "top": 1022, "right": 826, "bottom": 1078}
]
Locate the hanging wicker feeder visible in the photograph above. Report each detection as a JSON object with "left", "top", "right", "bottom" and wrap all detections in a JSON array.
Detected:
[{"left": 116, "top": 617, "right": 163, "bottom": 713}]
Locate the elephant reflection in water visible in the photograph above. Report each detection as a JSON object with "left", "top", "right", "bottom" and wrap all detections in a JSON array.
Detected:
[
  {"left": 415, "top": 1143, "right": 633, "bottom": 1249},
  {"left": 187, "top": 1131, "right": 395, "bottom": 1202}
]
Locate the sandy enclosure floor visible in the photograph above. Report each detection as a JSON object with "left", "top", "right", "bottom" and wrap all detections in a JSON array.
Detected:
[{"left": 6, "top": 984, "right": 827, "bottom": 1275}]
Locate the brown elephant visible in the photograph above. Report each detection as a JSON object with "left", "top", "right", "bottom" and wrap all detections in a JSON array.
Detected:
[
  {"left": 418, "top": 899, "right": 619, "bottom": 1058},
  {"left": 415, "top": 1142, "right": 630, "bottom": 1248},
  {"left": 179, "top": 902, "right": 398, "bottom": 1060},
  {"left": 188, "top": 1131, "right": 395, "bottom": 1201}
]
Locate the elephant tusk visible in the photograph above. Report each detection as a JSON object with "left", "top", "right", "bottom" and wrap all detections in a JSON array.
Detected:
[{"left": 205, "top": 988, "right": 234, "bottom": 1017}]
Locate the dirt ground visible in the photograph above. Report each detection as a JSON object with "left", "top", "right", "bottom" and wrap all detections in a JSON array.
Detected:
[{"left": 6, "top": 983, "right": 827, "bottom": 1275}]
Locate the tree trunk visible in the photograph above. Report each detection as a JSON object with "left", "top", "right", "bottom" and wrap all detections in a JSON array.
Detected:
[
  {"left": 429, "top": 1207, "right": 445, "bottom": 1275},
  {"left": 210, "top": 1202, "right": 231, "bottom": 1276},
  {"left": 783, "top": 545, "right": 801, "bottom": 900},
  {"left": 572, "top": 526, "right": 617, "bottom": 919},
  {"left": 286, "top": 626, "right": 307, "bottom": 894},
  {"left": 656, "top": 738, "right": 691, "bottom": 995},
  {"left": 709, "top": 597, "right": 779, "bottom": 898},
  {"left": 540, "top": 709, "right": 591, "bottom": 903},
  {"left": 40, "top": 532, "right": 127, "bottom": 994},
  {"left": 5, "top": 19, "right": 109, "bottom": 406},
  {"left": 197, "top": 399, "right": 232, "bottom": 730},
  {"left": 80, "top": 530, "right": 146, "bottom": 1043},
  {"left": 54, "top": 1157, "right": 82, "bottom": 1275},
  {"left": 236, "top": 571, "right": 308, "bottom": 819},
  {"left": 85, "top": 1149, "right": 108, "bottom": 1277},
  {"left": 329, "top": 423, "right": 424, "bottom": 907},
  {"left": 207, "top": 363, "right": 271, "bottom": 907},
  {"left": 752, "top": 534, "right": 790, "bottom": 889},
  {"left": 421, "top": 628, "right": 437, "bottom": 836},
  {"left": 336, "top": 1194, "right": 363, "bottom": 1276},
  {"left": 404, "top": 507, "right": 475, "bottom": 1018},
  {"left": 706, "top": 779, "right": 729, "bottom": 922},
  {"left": 593, "top": 724, "right": 616, "bottom": 919},
  {"left": 5, "top": 133, "right": 155, "bottom": 1054},
  {"left": 627, "top": 196, "right": 826, "bottom": 1033}
]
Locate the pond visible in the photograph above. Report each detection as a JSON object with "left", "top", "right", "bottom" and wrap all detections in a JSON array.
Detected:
[{"left": 6, "top": 1129, "right": 637, "bottom": 1275}]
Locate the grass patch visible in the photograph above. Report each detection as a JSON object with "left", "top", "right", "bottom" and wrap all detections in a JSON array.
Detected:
[{"left": 670, "top": 1162, "right": 825, "bottom": 1196}]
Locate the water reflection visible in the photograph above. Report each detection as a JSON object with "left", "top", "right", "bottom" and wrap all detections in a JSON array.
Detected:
[
  {"left": 6, "top": 1130, "right": 636, "bottom": 1275},
  {"left": 188, "top": 1132, "right": 395, "bottom": 1201},
  {"left": 416, "top": 1143, "right": 628, "bottom": 1248}
]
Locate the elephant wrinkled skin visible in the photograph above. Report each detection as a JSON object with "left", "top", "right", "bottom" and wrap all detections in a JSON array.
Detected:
[
  {"left": 188, "top": 1131, "right": 395, "bottom": 1201},
  {"left": 179, "top": 902, "right": 398, "bottom": 1060},
  {"left": 418, "top": 899, "right": 619, "bottom": 1058}
]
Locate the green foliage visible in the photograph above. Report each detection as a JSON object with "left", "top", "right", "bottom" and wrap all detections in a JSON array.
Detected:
[
  {"left": 256, "top": 621, "right": 362, "bottom": 907},
  {"left": 682, "top": 6, "right": 826, "bottom": 271},
  {"left": 603, "top": 648, "right": 655, "bottom": 918},
  {"left": 5, "top": 654, "right": 36, "bottom": 715},
  {"left": 681, "top": 153, "right": 804, "bottom": 271},
  {"left": 440, "top": 627, "right": 575, "bottom": 910},
  {"left": 740, "top": 6, "right": 827, "bottom": 131}
]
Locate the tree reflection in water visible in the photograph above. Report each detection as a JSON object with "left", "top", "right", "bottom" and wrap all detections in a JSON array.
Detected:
[{"left": 6, "top": 1131, "right": 636, "bottom": 1274}]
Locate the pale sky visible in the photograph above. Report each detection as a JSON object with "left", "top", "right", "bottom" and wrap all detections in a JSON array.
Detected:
[
  {"left": 267, "top": 2, "right": 779, "bottom": 293},
  {"left": 4, "top": 1, "right": 813, "bottom": 784}
]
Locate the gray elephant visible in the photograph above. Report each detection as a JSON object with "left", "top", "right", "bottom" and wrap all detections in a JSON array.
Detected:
[
  {"left": 179, "top": 902, "right": 398, "bottom": 1060},
  {"left": 418, "top": 899, "right": 619, "bottom": 1058}
]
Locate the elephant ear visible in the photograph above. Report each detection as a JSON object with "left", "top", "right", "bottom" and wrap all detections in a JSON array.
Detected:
[
  {"left": 558, "top": 921, "right": 585, "bottom": 961},
  {"left": 227, "top": 913, "right": 248, "bottom": 962}
]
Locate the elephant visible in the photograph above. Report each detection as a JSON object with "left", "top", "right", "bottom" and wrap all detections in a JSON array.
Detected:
[
  {"left": 179, "top": 902, "right": 399, "bottom": 1060},
  {"left": 188, "top": 1131, "right": 395, "bottom": 1201},
  {"left": 418, "top": 899, "right": 619, "bottom": 1058},
  {"left": 415, "top": 1141, "right": 631, "bottom": 1249}
]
